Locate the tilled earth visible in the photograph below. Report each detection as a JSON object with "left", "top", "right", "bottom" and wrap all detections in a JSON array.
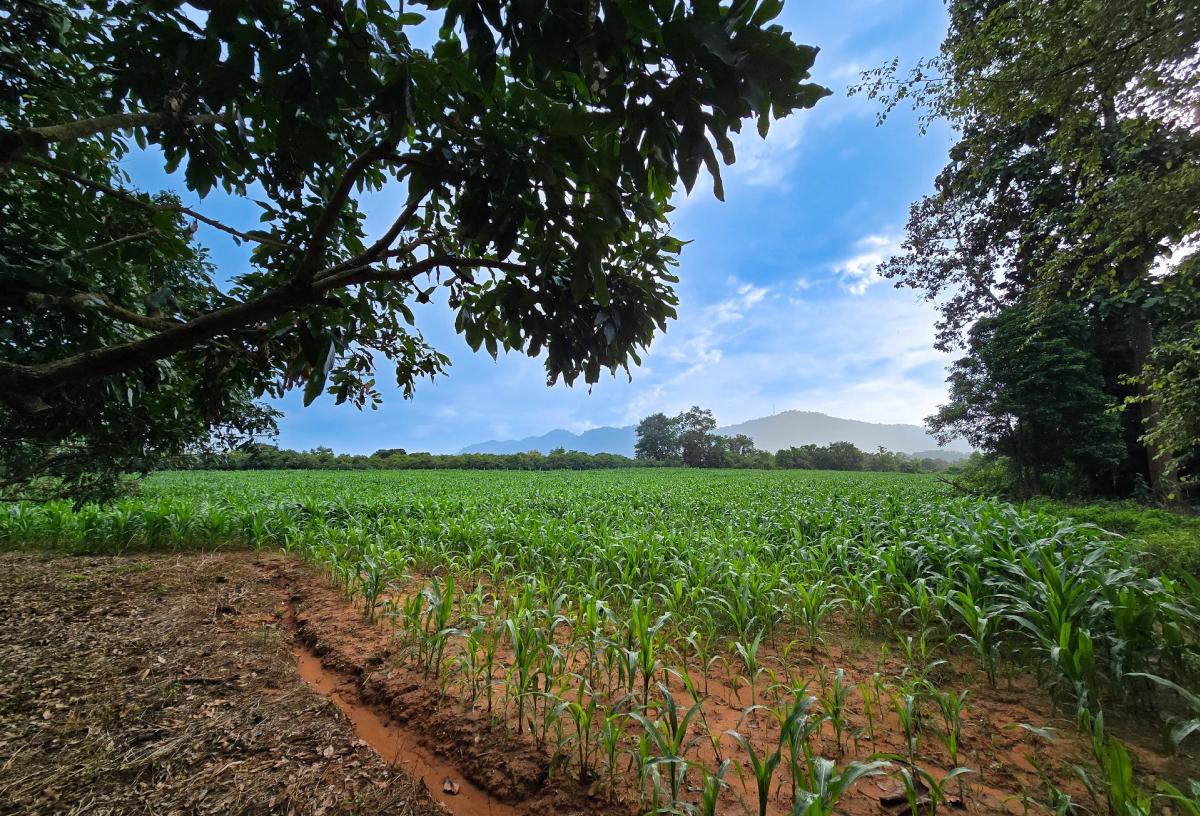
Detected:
[
  {"left": 0, "top": 551, "right": 443, "bottom": 816},
  {"left": 2, "top": 551, "right": 1191, "bottom": 816}
]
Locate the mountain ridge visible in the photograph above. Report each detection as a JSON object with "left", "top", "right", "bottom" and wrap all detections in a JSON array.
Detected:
[{"left": 458, "top": 410, "right": 970, "bottom": 458}]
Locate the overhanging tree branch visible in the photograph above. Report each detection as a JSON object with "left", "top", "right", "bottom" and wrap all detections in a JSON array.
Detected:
[
  {"left": 58, "top": 226, "right": 160, "bottom": 264},
  {"left": 293, "top": 140, "right": 398, "bottom": 282},
  {"left": 13, "top": 289, "right": 179, "bottom": 332},
  {"left": 0, "top": 253, "right": 528, "bottom": 402},
  {"left": 0, "top": 111, "right": 228, "bottom": 165}
]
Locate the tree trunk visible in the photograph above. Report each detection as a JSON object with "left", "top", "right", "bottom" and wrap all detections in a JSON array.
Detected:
[
  {"left": 1126, "top": 302, "right": 1169, "bottom": 490},
  {"left": 1117, "top": 255, "right": 1169, "bottom": 492},
  {"left": 1097, "top": 91, "right": 1170, "bottom": 493}
]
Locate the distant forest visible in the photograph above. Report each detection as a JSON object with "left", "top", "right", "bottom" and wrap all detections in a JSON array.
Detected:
[
  {"left": 178, "top": 414, "right": 958, "bottom": 474},
  {"left": 176, "top": 443, "right": 956, "bottom": 473}
]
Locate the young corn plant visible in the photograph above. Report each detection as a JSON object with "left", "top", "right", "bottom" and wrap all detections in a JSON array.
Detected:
[
  {"left": 697, "top": 758, "right": 733, "bottom": 816},
  {"left": 886, "top": 762, "right": 975, "bottom": 816},
  {"left": 628, "top": 599, "right": 671, "bottom": 708},
  {"left": 773, "top": 686, "right": 825, "bottom": 806},
  {"left": 599, "top": 707, "right": 631, "bottom": 797},
  {"left": 947, "top": 588, "right": 1000, "bottom": 687},
  {"left": 892, "top": 688, "right": 922, "bottom": 767},
  {"left": 455, "top": 624, "right": 488, "bottom": 710},
  {"left": 897, "top": 632, "right": 946, "bottom": 686},
  {"left": 792, "top": 757, "right": 890, "bottom": 816},
  {"left": 859, "top": 672, "right": 888, "bottom": 750},
  {"left": 795, "top": 580, "right": 841, "bottom": 655},
  {"left": 421, "top": 574, "right": 458, "bottom": 679},
  {"left": 728, "top": 727, "right": 783, "bottom": 816},
  {"left": 505, "top": 617, "right": 544, "bottom": 735},
  {"left": 683, "top": 629, "right": 722, "bottom": 699},
  {"left": 561, "top": 681, "right": 602, "bottom": 784},
  {"left": 1075, "top": 712, "right": 1152, "bottom": 816},
  {"left": 932, "top": 686, "right": 970, "bottom": 800},
  {"left": 396, "top": 591, "right": 428, "bottom": 667},
  {"left": 630, "top": 684, "right": 707, "bottom": 811},
  {"left": 816, "top": 667, "right": 855, "bottom": 757},
  {"left": 899, "top": 576, "right": 947, "bottom": 638},
  {"left": 734, "top": 630, "right": 769, "bottom": 709},
  {"left": 354, "top": 546, "right": 392, "bottom": 623},
  {"left": 532, "top": 643, "right": 568, "bottom": 749}
]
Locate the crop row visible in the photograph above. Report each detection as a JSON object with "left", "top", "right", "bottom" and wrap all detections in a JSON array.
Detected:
[{"left": 3, "top": 469, "right": 1198, "bottom": 813}]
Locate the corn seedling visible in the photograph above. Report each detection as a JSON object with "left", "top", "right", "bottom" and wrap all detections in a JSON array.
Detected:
[
  {"left": 734, "top": 630, "right": 768, "bottom": 709},
  {"left": 816, "top": 667, "right": 855, "bottom": 757},
  {"left": 892, "top": 688, "right": 922, "bottom": 767},
  {"left": 931, "top": 685, "right": 970, "bottom": 799},
  {"left": 793, "top": 757, "right": 890, "bottom": 816},
  {"left": 887, "top": 762, "right": 975, "bottom": 816},
  {"left": 630, "top": 684, "right": 706, "bottom": 809},
  {"left": 728, "top": 727, "right": 783, "bottom": 816},
  {"left": 697, "top": 758, "right": 733, "bottom": 816}
]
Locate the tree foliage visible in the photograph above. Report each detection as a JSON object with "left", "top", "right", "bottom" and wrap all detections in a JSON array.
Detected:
[
  {"left": 634, "top": 406, "right": 952, "bottom": 471},
  {"left": 634, "top": 412, "right": 681, "bottom": 461},
  {"left": 181, "top": 443, "right": 649, "bottom": 472},
  {"left": 928, "top": 303, "right": 1126, "bottom": 498},
  {"left": 0, "top": 0, "right": 829, "bottom": 498},
  {"left": 856, "top": 0, "right": 1200, "bottom": 494},
  {"left": 676, "top": 405, "right": 722, "bottom": 467}
]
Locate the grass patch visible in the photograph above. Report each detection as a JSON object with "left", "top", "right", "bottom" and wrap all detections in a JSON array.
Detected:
[{"left": 1029, "top": 498, "right": 1200, "bottom": 574}]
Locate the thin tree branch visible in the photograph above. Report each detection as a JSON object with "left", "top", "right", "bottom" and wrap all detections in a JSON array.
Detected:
[
  {"left": 293, "top": 140, "right": 397, "bottom": 282},
  {"left": 59, "top": 227, "right": 160, "bottom": 264},
  {"left": 315, "top": 195, "right": 428, "bottom": 281},
  {"left": 16, "top": 156, "right": 287, "bottom": 247},
  {"left": 316, "top": 254, "right": 529, "bottom": 291}
]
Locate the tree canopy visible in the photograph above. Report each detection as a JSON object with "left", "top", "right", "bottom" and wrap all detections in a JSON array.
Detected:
[
  {"left": 928, "top": 302, "right": 1126, "bottom": 497},
  {"left": 0, "top": 0, "right": 829, "bottom": 498},
  {"left": 634, "top": 411, "right": 681, "bottom": 461},
  {"left": 857, "top": 0, "right": 1200, "bottom": 494}
]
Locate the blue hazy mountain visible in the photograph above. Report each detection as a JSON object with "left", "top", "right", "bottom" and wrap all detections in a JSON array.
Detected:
[
  {"left": 459, "top": 425, "right": 638, "bottom": 456},
  {"left": 458, "top": 410, "right": 970, "bottom": 457}
]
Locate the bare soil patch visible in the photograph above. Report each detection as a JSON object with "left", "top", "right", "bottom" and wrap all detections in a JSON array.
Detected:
[{"left": 0, "top": 551, "right": 443, "bottom": 816}]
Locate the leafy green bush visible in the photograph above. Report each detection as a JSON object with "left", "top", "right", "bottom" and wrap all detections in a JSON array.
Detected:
[{"left": 1026, "top": 498, "right": 1200, "bottom": 575}]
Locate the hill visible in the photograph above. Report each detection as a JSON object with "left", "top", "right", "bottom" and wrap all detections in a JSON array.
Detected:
[
  {"left": 719, "top": 411, "right": 969, "bottom": 456},
  {"left": 459, "top": 410, "right": 969, "bottom": 458},
  {"left": 458, "top": 426, "right": 637, "bottom": 456}
]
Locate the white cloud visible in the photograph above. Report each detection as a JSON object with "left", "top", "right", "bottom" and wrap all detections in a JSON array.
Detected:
[
  {"left": 829, "top": 61, "right": 868, "bottom": 81},
  {"left": 727, "top": 114, "right": 809, "bottom": 188},
  {"left": 620, "top": 282, "right": 949, "bottom": 428},
  {"left": 622, "top": 281, "right": 773, "bottom": 421},
  {"left": 832, "top": 233, "right": 901, "bottom": 294}
]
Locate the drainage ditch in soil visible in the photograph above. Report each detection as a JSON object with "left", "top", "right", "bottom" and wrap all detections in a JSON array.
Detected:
[{"left": 292, "top": 639, "right": 518, "bottom": 816}]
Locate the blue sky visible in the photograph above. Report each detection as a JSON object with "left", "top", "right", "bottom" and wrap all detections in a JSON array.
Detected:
[{"left": 127, "top": 0, "right": 955, "bottom": 454}]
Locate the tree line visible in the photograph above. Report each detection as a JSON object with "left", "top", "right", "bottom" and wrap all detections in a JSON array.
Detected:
[
  {"left": 634, "top": 406, "right": 953, "bottom": 472},
  {"left": 179, "top": 445, "right": 649, "bottom": 472},
  {"left": 173, "top": 412, "right": 956, "bottom": 473}
]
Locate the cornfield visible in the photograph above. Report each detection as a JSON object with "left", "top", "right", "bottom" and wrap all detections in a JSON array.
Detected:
[{"left": 4, "top": 469, "right": 1197, "bottom": 815}]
